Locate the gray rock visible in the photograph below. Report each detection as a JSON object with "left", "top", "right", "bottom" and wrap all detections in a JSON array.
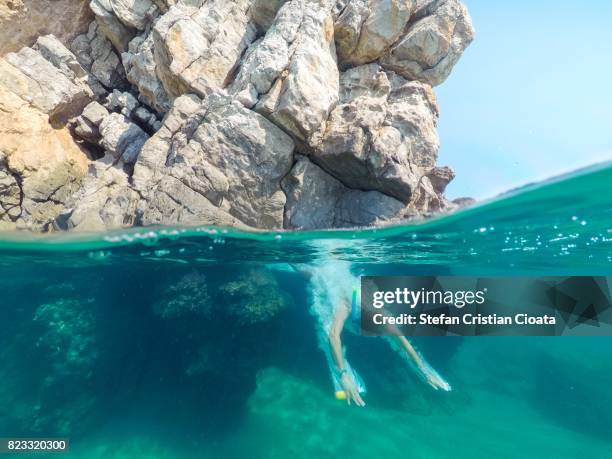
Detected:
[
  {"left": 334, "top": 0, "right": 415, "bottom": 67},
  {"left": 106, "top": 0, "right": 159, "bottom": 31},
  {"left": 410, "top": 172, "right": 452, "bottom": 214},
  {"left": 243, "top": 0, "right": 340, "bottom": 144},
  {"left": 99, "top": 113, "right": 149, "bottom": 163},
  {"left": 309, "top": 63, "right": 440, "bottom": 203},
  {"left": 0, "top": 158, "right": 22, "bottom": 224},
  {"left": 60, "top": 161, "right": 140, "bottom": 232},
  {"left": 71, "top": 22, "right": 128, "bottom": 91},
  {"left": 73, "top": 101, "right": 110, "bottom": 142},
  {"left": 132, "top": 106, "right": 160, "bottom": 133},
  {"left": 452, "top": 196, "right": 476, "bottom": 208},
  {"left": 380, "top": 0, "right": 474, "bottom": 86},
  {"left": 74, "top": 118, "right": 101, "bottom": 142},
  {"left": 122, "top": 34, "right": 171, "bottom": 113},
  {"left": 250, "top": 0, "right": 288, "bottom": 32},
  {"left": 0, "top": 36, "right": 95, "bottom": 123},
  {"left": 82, "top": 101, "right": 110, "bottom": 127},
  {"left": 282, "top": 156, "right": 407, "bottom": 229},
  {"left": 152, "top": 1, "right": 257, "bottom": 99},
  {"left": 105, "top": 89, "right": 139, "bottom": 117},
  {"left": 134, "top": 93, "right": 295, "bottom": 229},
  {"left": 90, "top": 0, "right": 137, "bottom": 52}
]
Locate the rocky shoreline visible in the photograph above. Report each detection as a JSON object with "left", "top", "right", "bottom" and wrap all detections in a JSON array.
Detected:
[{"left": 0, "top": 0, "right": 474, "bottom": 232}]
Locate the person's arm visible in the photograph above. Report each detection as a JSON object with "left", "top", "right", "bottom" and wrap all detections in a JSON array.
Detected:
[{"left": 328, "top": 303, "right": 365, "bottom": 406}]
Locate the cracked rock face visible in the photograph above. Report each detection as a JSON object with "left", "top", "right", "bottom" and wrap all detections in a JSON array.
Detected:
[
  {"left": 380, "top": 0, "right": 475, "bottom": 86},
  {"left": 0, "top": 84, "right": 88, "bottom": 231},
  {"left": 0, "top": 0, "right": 93, "bottom": 56},
  {"left": 0, "top": 0, "right": 474, "bottom": 232},
  {"left": 71, "top": 21, "right": 129, "bottom": 92},
  {"left": 0, "top": 35, "right": 96, "bottom": 124},
  {"left": 334, "top": 0, "right": 416, "bottom": 67},
  {"left": 310, "top": 63, "right": 441, "bottom": 203},
  {"left": 133, "top": 93, "right": 295, "bottom": 229},
  {"left": 247, "top": 0, "right": 339, "bottom": 144},
  {"left": 282, "top": 156, "right": 408, "bottom": 229}
]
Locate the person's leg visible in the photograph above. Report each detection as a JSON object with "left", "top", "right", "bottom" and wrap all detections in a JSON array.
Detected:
[{"left": 384, "top": 336, "right": 452, "bottom": 391}]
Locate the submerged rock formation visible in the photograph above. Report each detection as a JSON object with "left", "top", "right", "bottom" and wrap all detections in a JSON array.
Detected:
[{"left": 0, "top": 0, "right": 474, "bottom": 232}]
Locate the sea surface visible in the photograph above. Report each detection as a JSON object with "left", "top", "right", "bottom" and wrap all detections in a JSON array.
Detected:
[{"left": 0, "top": 162, "right": 611, "bottom": 458}]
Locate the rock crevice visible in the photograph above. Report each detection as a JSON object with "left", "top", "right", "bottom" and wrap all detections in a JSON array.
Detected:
[{"left": 0, "top": 0, "right": 475, "bottom": 232}]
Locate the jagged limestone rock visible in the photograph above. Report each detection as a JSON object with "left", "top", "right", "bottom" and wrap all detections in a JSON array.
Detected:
[
  {"left": 74, "top": 101, "right": 110, "bottom": 142},
  {"left": 71, "top": 21, "right": 128, "bottom": 91},
  {"left": 250, "top": 0, "right": 289, "bottom": 32},
  {"left": 282, "top": 156, "right": 408, "bottom": 229},
  {"left": 0, "top": 85, "right": 89, "bottom": 230},
  {"left": 0, "top": 157, "right": 22, "bottom": 225},
  {"left": 0, "top": 36, "right": 96, "bottom": 124},
  {"left": 60, "top": 158, "right": 139, "bottom": 231},
  {"left": 134, "top": 93, "right": 295, "bottom": 229},
  {"left": 122, "top": 33, "right": 172, "bottom": 113},
  {"left": 237, "top": 0, "right": 339, "bottom": 144},
  {"left": 89, "top": 0, "right": 159, "bottom": 52},
  {"left": 152, "top": 0, "right": 257, "bottom": 99},
  {"left": 99, "top": 112, "right": 149, "bottom": 164},
  {"left": 121, "top": 0, "right": 258, "bottom": 113},
  {"left": 310, "top": 63, "right": 440, "bottom": 203},
  {"left": 334, "top": 0, "right": 415, "bottom": 67},
  {"left": 0, "top": 0, "right": 93, "bottom": 56},
  {"left": 105, "top": 89, "right": 140, "bottom": 117},
  {"left": 0, "top": 0, "right": 475, "bottom": 232},
  {"left": 380, "top": 0, "right": 474, "bottom": 86}
]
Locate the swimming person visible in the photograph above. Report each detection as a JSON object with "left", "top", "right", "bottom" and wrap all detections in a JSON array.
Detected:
[
  {"left": 328, "top": 291, "right": 452, "bottom": 406},
  {"left": 302, "top": 245, "right": 451, "bottom": 407}
]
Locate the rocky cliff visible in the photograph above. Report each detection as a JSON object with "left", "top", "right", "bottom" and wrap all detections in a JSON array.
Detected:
[{"left": 0, "top": 0, "right": 474, "bottom": 232}]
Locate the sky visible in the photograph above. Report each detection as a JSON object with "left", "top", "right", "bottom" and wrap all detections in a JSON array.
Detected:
[{"left": 436, "top": 0, "right": 612, "bottom": 199}]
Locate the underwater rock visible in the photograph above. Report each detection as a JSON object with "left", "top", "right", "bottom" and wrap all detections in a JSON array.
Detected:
[
  {"left": 0, "top": 282, "right": 101, "bottom": 436},
  {"left": 152, "top": 272, "right": 211, "bottom": 320},
  {"left": 220, "top": 270, "right": 292, "bottom": 325}
]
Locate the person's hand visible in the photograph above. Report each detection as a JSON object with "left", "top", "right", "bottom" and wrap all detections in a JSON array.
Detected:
[{"left": 340, "top": 372, "right": 366, "bottom": 407}]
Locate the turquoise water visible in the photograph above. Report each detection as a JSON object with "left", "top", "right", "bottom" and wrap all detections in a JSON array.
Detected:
[{"left": 0, "top": 162, "right": 611, "bottom": 458}]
